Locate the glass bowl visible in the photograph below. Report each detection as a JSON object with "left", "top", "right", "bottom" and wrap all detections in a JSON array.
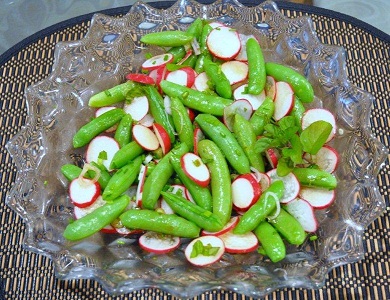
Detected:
[{"left": 5, "top": 0, "right": 388, "bottom": 298}]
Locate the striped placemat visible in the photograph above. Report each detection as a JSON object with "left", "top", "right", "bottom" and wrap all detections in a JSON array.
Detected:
[{"left": 1, "top": 1, "right": 389, "bottom": 299}]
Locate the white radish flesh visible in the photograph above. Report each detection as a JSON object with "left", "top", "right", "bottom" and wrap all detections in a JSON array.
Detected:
[
  {"left": 301, "top": 108, "right": 336, "bottom": 142},
  {"left": 273, "top": 81, "right": 294, "bottom": 121},
  {"left": 152, "top": 123, "right": 171, "bottom": 155},
  {"left": 165, "top": 67, "right": 196, "bottom": 88},
  {"left": 285, "top": 198, "right": 318, "bottom": 232},
  {"left": 185, "top": 235, "right": 225, "bottom": 266},
  {"left": 73, "top": 196, "right": 106, "bottom": 219},
  {"left": 181, "top": 152, "right": 210, "bottom": 187},
  {"left": 85, "top": 136, "right": 120, "bottom": 171},
  {"left": 69, "top": 178, "right": 101, "bottom": 208},
  {"left": 132, "top": 124, "right": 160, "bottom": 151},
  {"left": 232, "top": 174, "right": 261, "bottom": 212},
  {"left": 142, "top": 53, "right": 173, "bottom": 70},
  {"left": 139, "top": 231, "right": 180, "bottom": 254},
  {"left": 223, "top": 99, "right": 253, "bottom": 132},
  {"left": 266, "top": 168, "right": 300, "bottom": 203},
  {"left": 219, "top": 231, "right": 259, "bottom": 254},
  {"left": 303, "top": 145, "right": 339, "bottom": 173},
  {"left": 207, "top": 26, "right": 241, "bottom": 60},
  {"left": 233, "top": 84, "right": 266, "bottom": 110},
  {"left": 135, "top": 165, "right": 148, "bottom": 207},
  {"left": 221, "top": 60, "right": 248, "bottom": 85},
  {"left": 234, "top": 34, "right": 255, "bottom": 62},
  {"left": 299, "top": 187, "right": 335, "bottom": 209},
  {"left": 201, "top": 216, "right": 240, "bottom": 236},
  {"left": 123, "top": 95, "right": 149, "bottom": 122}
]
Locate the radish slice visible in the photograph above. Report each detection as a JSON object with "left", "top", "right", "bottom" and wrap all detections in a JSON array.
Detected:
[
  {"left": 123, "top": 95, "right": 149, "bottom": 122},
  {"left": 303, "top": 145, "right": 339, "bottom": 173},
  {"left": 177, "top": 49, "right": 193, "bottom": 65},
  {"left": 187, "top": 107, "right": 196, "bottom": 122},
  {"left": 201, "top": 216, "right": 239, "bottom": 236},
  {"left": 301, "top": 108, "right": 336, "bottom": 142},
  {"left": 142, "top": 53, "right": 174, "bottom": 70},
  {"left": 207, "top": 26, "right": 241, "bottom": 60},
  {"left": 285, "top": 198, "right": 318, "bottom": 232},
  {"left": 250, "top": 167, "right": 270, "bottom": 192},
  {"left": 233, "top": 84, "right": 266, "bottom": 110},
  {"left": 219, "top": 231, "right": 258, "bottom": 254},
  {"left": 85, "top": 136, "right": 120, "bottom": 171},
  {"left": 95, "top": 106, "right": 117, "bottom": 132},
  {"left": 163, "top": 95, "right": 172, "bottom": 115},
  {"left": 266, "top": 169, "right": 300, "bottom": 204},
  {"left": 273, "top": 81, "right": 294, "bottom": 121},
  {"left": 185, "top": 235, "right": 225, "bottom": 266},
  {"left": 165, "top": 67, "right": 196, "bottom": 88},
  {"left": 265, "top": 76, "right": 277, "bottom": 100},
  {"left": 132, "top": 124, "right": 160, "bottom": 151},
  {"left": 235, "top": 34, "right": 256, "bottom": 61},
  {"left": 221, "top": 61, "right": 248, "bottom": 85},
  {"left": 265, "top": 147, "right": 280, "bottom": 169},
  {"left": 232, "top": 174, "right": 261, "bottom": 212},
  {"left": 193, "top": 127, "right": 205, "bottom": 156},
  {"left": 69, "top": 178, "right": 101, "bottom": 208},
  {"left": 73, "top": 196, "right": 106, "bottom": 219},
  {"left": 160, "top": 197, "right": 175, "bottom": 214},
  {"left": 125, "top": 73, "right": 155, "bottom": 85},
  {"left": 299, "top": 187, "right": 336, "bottom": 209},
  {"left": 193, "top": 72, "right": 210, "bottom": 92},
  {"left": 152, "top": 123, "right": 171, "bottom": 155},
  {"left": 139, "top": 231, "right": 180, "bottom": 254},
  {"left": 181, "top": 152, "right": 210, "bottom": 187},
  {"left": 136, "top": 164, "right": 147, "bottom": 207},
  {"left": 223, "top": 99, "right": 253, "bottom": 132},
  {"left": 138, "top": 113, "right": 154, "bottom": 128}
]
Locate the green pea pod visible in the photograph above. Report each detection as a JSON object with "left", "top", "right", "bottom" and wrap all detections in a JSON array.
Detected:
[
  {"left": 102, "top": 156, "right": 143, "bottom": 201},
  {"left": 249, "top": 96, "right": 274, "bottom": 136},
  {"left": 61, "top": 164, "right": 83, "bottom": 181},
  {"left": 142, "top": 143, "right": 189, "bottom": 210},
  {"left": 268, "top": 207, "right": 306, "bottom": 245},
  {"left": 180, "top": 54, "right": 197, "bottom": 68},
  {"left": 246, "top": 37, "right": 266, "bottom": 95},
  {"left": 140, "top": 31, "right": 194, "bottom": 47},
  {"left": 143, "top": 85, "right": 176, "bottom": 143},
  {"left": 88, "top": 81, "right": 137, "bottom": 107},
  {"left": 64, "top": 194, "right": 130, "bottom": 241},
  {"left": 110, "top": 141, "right": 144, "bottom": 170},
  {"left": 197, "top": 139, "right": 232, "bottom": 225},
  {"left": 168, "top": 46, "right": 186, "bottom": 63},
  {"left": 265, "top": 62, "right": 314, "bottom": 103},
  {"left": 160, "top": 80, "right": 232, "bottom": 116},
  {"left": 233, "top": 180, "right": 284, "bottom": 234},
  {"left": 254, "top": 221, "right": 286, "bottom": 263},
  {"left": 161, "top": 191, "right": 223, "bottom": 232},
  {"left": 233, "top": 114, "right": 265, "bottom": 172},
  {"left": 186, "top": 18, "right": 203, "bottom": 40},
  {"left": 195, "top": 24, "right": 213, "bottom": 73},
  {"left": 169, "top": 154, "right": 212, "bottom": 211},
  {"left": 292, "top": 167, "right": 337, "bottom": 190},
  {"left": 170, "top": 96, "right": 194, "bottom": 151},
  {"left": 203, "top": 59, "right": 232, "bottom": 99},
  {"left": 195, "top": 114, "right": 250, "bottom": 174},
  {"left": 73, "top": 108, "right": 125, "bottom": 148},
  {"left": 120, "top": 209, "right": 200, "bottom": 238},
  {"left": 290, "top": 96, "right": 305, "bottom": 126},
  {"left": 114, "top": 113, "right": 133, "bottom": 148}
]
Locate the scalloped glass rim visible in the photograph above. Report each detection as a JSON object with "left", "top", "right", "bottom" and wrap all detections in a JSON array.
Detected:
[{"left": 5, "top": 0, "right": 388, "bottom": 298}]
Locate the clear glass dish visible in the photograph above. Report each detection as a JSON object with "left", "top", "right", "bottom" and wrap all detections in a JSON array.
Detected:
[{"left": 5, "top": 0, "right": 388, "bottom": 298}]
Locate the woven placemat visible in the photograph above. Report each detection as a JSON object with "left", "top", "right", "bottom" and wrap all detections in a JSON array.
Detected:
[{"left": 1, "top": 1, "right": 389, "bottom": 299}]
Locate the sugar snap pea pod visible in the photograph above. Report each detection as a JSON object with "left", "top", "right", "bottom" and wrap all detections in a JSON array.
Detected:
[
  {"left": 64, "top": 194, "right": 130, "bottom": 241},
  {"left": 180, "top": 54, "right": 197, "bottom": 68},
  {"left": 73, "top": 108, "right": 125, "bottom": 148},
  {"left": 119, "top": 209, "right": 200, "bottom": 238},
  {"left": 254, "top": 221, "right": 286, "bottom": 263},
  {"left": 195, "top": 114, "right": 250, "bottom": 174},
  {"left": 143, "top": 85, "right": 176, "bottom": 143},
  {"left": 246, "top": 37, "right": 266, "bottom": 95},
  {"left": 233, "top": 180, "right": 284, "bottom": 234},
  {"left": 61, "top": 164, "right": 83, "bottom": 181},
  {"left": 292, "top": 167, "right": 337, "bottom": 190},
  {"left": 114, "top": 113, "right": 133, "bottom": 148},
  {"left": 249, "top": 96, "right": 274, "bottom": 136},
  {"left": 186, "top": 17, "right": 203, "bottom": 40},
  {"left": 161, "top": 191, "right": 223, "bottom": 232},
  {"left": 140, "top": 31, "right": 194, "bottom": 47},
  {"left": 88, "top": 81, "right": 138, "bottom": 107},
  {"left": 233, "top": 114, "right": 265, "bottom": 172},
  {"left": 110, "top": 141, "right": 144, "bottom": 170},
  {"left": 170, "top": 96, "right": 194, "bottom": 151},
  {"left": 265, "top": 62, "right": 314, "bottom": 103},
  {"left": 194, "top": 23, "right": 213, "bottom": 73},
  {"left": 203, "top": 59, "right": 232, "bottom": 99},
  {"left": 290, "top": 96, "right": 305, "bottom": 126},
  {"left": 268, "top": 207, "right": 306, "bottom": 245},
  {"left": 197, "top": 139, "right": 232, "bottom": 225},
  {"left": 160, "top": 80, "right": 232, "bottom": 116},
  {"left": 142, "top": 143, "right": 189, "bottom": 210},
  {"left": 169, "top": 154, "right": 212, "bottom": 211},
  {"left": 102, "top": 156, "right": 143, "bottom": 201},
  {"left": 168, "top": 46, "right": 186, "bottom": 63}
]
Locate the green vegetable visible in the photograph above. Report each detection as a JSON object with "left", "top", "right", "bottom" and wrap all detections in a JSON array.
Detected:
[{"left": 246, "top": 37, "right": 266, "bottom": 95}]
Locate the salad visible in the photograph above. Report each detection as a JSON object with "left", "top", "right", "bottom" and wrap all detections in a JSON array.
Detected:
[{"left": 61, "top": 18, "right": 338, "bottom": 265}]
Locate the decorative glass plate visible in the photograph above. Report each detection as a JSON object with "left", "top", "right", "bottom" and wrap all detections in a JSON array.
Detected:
[{"left": 5, "top": 0, "right": 388, "bottom": 298}]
